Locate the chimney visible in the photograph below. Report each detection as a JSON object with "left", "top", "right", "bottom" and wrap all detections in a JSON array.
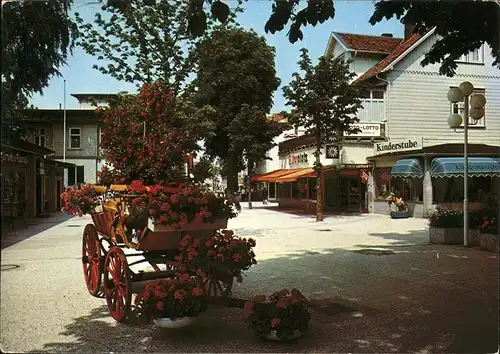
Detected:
[
  {"left": 404, "top": 18, "right": 415, "bottom": 39},
  {"left": 381, "top": 33, "right": 393, "bottom": 38},
  {"left": 59, "top": 103, "right": 62, "bottom": 110}
]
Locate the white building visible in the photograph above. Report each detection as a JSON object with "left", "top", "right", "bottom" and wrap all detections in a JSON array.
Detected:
[{"left": 253, "top": 24, "right": 500, "bottom": 216}]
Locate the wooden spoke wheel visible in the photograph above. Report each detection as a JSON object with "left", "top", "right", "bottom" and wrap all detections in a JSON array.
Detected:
[
  {"left": 104, "top": 246, "right": 132, "bottom": 322},
  {"left": 205, "top": 276, "right": 233, "bottom": 297},
  {"left": 82, "top": 224, "right": 103, "bottom": 297}
]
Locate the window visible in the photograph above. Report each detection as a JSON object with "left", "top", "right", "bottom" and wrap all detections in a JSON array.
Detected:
[
  {"left": 458, "top": 47, "right": 484, "bottom": 64},
  {"left": 450, "top": 88, "right": 486, "bottom": 127},
  {"left": 358, "top": 89, "right": 385, "bottom": 122},
  {"left": 37, "top": 128, "right": 47, "bottom": 147},
  {"left": 69, "top": 128, "right": 81, "bottom": 149},
  {"left": 68, "top": 167, "right": 76, "bottom": 186},
  {"left": 433, "top": 176, "right": 494, "bottom": 203},
  {"left": 374, "top": 168, "right": 392, "bottom": 199},
  {"left": 280, "top": 183, "right": 291, "bottom": 198},
  {"left": 308, "top": 177, "right": 317, "bottom": 200}
]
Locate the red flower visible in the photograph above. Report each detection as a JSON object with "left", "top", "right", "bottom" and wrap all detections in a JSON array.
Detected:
[
  {"left": 174, "top": 290, "right": 184, "bottom": 300},
  {"left": 244, "top": 301, "right": 254, "bottom": 313},
  {"left": 271, "top": 318, "right": 281, "bottom": 328},
  {"left": 178, "top": 273, "right": 190, "bottom": 282},
  {"left": 192, "top": 287, "right": 204, "bottom": 296},
  {"left": 156, "top": 301, "right": 164, "bottom": 311},
  {"left": 232, "top": 253, "right": 241, "bottom": 262}
]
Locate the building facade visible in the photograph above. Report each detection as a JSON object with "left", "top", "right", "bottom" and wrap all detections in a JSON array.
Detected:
[{"left": 253, "top": 25, "right": 500, "bottom": 217}]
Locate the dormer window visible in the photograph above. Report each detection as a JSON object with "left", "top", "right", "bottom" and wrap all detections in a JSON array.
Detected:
[{"left": 458, "top": 46, "right": 484, "bottom": 64}]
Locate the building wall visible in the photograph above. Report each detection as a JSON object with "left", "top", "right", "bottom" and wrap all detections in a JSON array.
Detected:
[
  {"left": 385, "top": 35, "right": 500, "bottom": 148},
  {"left": 60, "top": 158, "right": 98, "bottom": 184},
  {"left": 52, "top": 123, "right": 101, "bottom": 158}
]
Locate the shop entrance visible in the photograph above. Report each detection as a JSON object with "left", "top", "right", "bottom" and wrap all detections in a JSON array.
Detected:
[{"left": 339, "top": 174, "right": 362, "bottom": 212}]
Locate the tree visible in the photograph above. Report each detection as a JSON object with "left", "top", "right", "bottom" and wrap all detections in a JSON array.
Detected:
[
  {"left": 130, "top": 0, "right": 335, "bottom": 44},
  {"left": 1, "top": 0, "right": 77, "bottom": 137},
  {"left": 369, "top": 1, "right": 500, "bottom": 77},
  {"left": 190, "top": 155, "right": 221, "bottom": 186},
  {"left": 192, "top": 27, "right": 281, "bottom": 197},
  {"left": 98, "top": 82, "right": 210, "bottom": 185},
  {"left": 282, "top": 49, "right": 362, "bottom": 222},
  {"left": 228, "top": 104, "right": 286, "bottom": 208},
  {"left": 76, "top": 0, "right": 240, "bottom": 92}
]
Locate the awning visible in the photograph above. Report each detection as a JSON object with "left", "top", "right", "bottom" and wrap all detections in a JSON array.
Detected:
[
  {"left": 276, "top": 168, "right": 315, "bottom": 183},
  {"left": 430, "top": 157, "right": 500, "bottom": 177},
  {"left": 252, "top": 169, "right": 299, "bottom": 182},
  {"left": 391, "top": 158, "right": 423, "bottom": 178}
]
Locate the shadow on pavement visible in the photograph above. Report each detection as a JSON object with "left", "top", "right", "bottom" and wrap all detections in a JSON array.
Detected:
[
  {"left": 25, "top": 240, "right": 498, "bottom": 353},
  {"left": 1, "top": 213, "right": 74, "bottom": 250}
]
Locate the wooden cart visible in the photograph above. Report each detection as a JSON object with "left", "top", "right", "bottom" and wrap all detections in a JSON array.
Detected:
[{"left": 82, "top": 185, "right": 233, "bottom": 322}]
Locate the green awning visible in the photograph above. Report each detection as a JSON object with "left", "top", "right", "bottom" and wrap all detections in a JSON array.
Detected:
[
  {"left": 430, "top": 157, "right": 500, "bottom": 177},
  {"left": 391, "top": 158, "right": 423, "bottom": 178}
]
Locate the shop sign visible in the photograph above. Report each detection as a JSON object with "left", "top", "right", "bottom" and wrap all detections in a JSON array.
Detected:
[
  {"left": 325, "top": 144, "right": 339, "bottom": 159},
  {"left": 345, "top": 123, "right": 381, "bottom": 137},
  {"left": 1, "top": 152, "right": 29, "bottom": 165},
  {"left": 288, "top": 153, "right": 309, "bottom": 167},
  {"left": 374, "top": 138, "right": 422, "bottom": 156}
]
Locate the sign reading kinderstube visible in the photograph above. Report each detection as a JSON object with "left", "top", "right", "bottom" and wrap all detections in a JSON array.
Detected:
[
  {"left": 374, "top": 138, "right": 422, "bottom": 156},
  {"left": 345, "top": 123, "right": 381, "bottom": 137}
]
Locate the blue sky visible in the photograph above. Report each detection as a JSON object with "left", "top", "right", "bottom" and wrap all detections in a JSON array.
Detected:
[{"left": 30, "top": 0, "right": 403, "bottom": 113}]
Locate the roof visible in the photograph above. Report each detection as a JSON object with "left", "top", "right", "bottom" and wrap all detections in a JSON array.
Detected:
[
  {"left": 334, "top": 32, "right": 402, "bottom": 54},
  {"left": 70, "top": 93, "right": 119, "bottom": 103},
  {"left": 351, "top": 33, "right": 423, "bottom": 85},
  {"left": 2, "top": 137, "right": 55, "bottom": 156}
]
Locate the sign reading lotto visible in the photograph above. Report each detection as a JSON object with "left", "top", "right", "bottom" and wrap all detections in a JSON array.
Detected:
[
  {"left": 374, "top": 139, "right": 422, "bottom": 156},
  {"left": 345, "top": 123, "right": 381, "bottom": 137},
  {"left": 289, "top": 153, "right": 309, "bottom": 167}
]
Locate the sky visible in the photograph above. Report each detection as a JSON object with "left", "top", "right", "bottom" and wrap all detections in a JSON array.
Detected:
[{"left": 30, "top": 0, "right": 404, "bottom": 113}]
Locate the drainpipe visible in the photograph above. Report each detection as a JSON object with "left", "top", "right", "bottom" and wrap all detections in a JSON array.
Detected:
[{"left": 376, "top": 74, "right": 390, "bottom": 139}]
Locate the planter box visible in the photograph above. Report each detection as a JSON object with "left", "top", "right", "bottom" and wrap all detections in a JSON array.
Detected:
[
  {"left": 480, "top": 233, "right": 499, "bottom": 253},
  {"left": 147, "top": 218, "right": 228, "bottom": 232},
  {"left": 429, "top": 227, "right": 479, "bottom": 245}
]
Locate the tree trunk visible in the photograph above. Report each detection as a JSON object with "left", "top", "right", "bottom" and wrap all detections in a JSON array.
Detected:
[
  {"left": 225, "top": 151, "right": 238, "bottom": 198},
  {"left": 247, "top": 161, "right": 253, "bottom": 209},
  {"left": 315, "top": 134, "right": 324, "bottom": 222}
]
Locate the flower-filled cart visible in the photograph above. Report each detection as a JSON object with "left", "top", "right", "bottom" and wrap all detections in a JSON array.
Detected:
[{"left": 61, "top": 181, "right": 246, "bottom": 323}]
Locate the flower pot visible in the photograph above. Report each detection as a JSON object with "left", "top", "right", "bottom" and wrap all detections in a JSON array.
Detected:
[
  {"left": 429, "top": 227, "right": 463, "bottom": 245},
  {"left": 262, "top": 329, "right": 304, "bottom": 341},
  {"left": 153, "top": 316, "right": 197, "bottom": 328},
  {"left": 480, "top": 233, "right": 499, "bottom": 253}
]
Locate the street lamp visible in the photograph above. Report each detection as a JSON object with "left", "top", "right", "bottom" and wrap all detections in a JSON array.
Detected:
[{"left": 447, "top": 82, "right": 486, "bottom": 246}]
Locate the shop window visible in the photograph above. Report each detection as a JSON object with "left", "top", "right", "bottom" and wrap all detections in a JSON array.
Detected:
[
  {"left": 374, "top": 168, "right": 392, "bottom": 199},
  {"left": 433, "top": 176, "right": 494, "bottom": 203},
  {"left": 390, "top": 178, "right": 423, "bottom": 202},
  {"left": 69, "top": 128, "right": 81, "bottom": 149},
  {"left": 291, "top": 181, "right": 301, "bottom": 199},
  {"left": 308, "top": 177, "right": 317, "bottom": 200},
  {"left": 280, "top": 183, "right": 291, "bottom": 198},
  {"left": 450, "top": 88, "right": 485, "bottom": 127}
]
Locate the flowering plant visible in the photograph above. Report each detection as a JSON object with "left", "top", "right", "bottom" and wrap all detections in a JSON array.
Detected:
[
  {"left": 60, "top": 184, "right": 102, "bottom": 216},
  {"left": 479, "top": 216, "right": 498, "bottom": 235},
  {"left": 175, "top": 229, "right": 257, "bottom": 283},
  {"left": 133, "top": 274, "right": 207, "bottom": 321},
  {"left": 428, "top": 207, "right": 463, "bottom": 228},
  {"left": 245, "top": 289, "right": 311, "bottom": 340},
  {"left": 130, "top": 181, "right": 241, "bottom": 229}
]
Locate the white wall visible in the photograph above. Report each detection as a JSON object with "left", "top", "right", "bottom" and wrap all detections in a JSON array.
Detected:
[
  {"left": 60, "top": 158, "right": 98, "bottom": 185},
  {"left": 386, "top": 34, "right": 500, "bottom": 147}
]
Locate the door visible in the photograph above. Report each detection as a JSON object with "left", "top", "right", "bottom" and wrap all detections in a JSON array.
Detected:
[
  {"left": 339, "top": 176, "right": 362, "bottom": 212},
  {"left": 36, "top": 175, "right": 42, "bottom": 216}
]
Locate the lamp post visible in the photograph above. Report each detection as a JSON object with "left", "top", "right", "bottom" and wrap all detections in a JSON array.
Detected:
[{"left": 447, "top": 82, "right": 486, "bottom": 246}]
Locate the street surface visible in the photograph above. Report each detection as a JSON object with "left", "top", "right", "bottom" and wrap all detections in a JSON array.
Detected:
[{"left": 1, "top": 204, "right": 498, "bottom": 352}]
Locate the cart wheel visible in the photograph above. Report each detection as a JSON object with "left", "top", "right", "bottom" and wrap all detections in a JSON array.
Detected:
[
  {"left": 205, "top": 276, "right": 233, "bottom": 297},
  {"left": 104, "top": 246, "right": 132, "bottom": 322},
  {"left": 82, "top": 224, "right": 102, "bottom": 297}
]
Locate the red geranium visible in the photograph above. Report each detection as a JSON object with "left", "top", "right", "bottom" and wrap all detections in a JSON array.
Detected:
[{"left": 60, "top": 184, "right": 102, "bottom": 216}]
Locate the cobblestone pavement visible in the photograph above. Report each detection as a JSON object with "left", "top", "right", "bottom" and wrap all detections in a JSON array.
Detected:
[{"left": 1, "top": 204, "right": 498, "bottom": 353}]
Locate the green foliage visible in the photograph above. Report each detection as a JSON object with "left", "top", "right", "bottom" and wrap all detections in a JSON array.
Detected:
[
  {"left": 192, "top": 27, "right": 281, "bottom": 194},
  {"left": 369, "top": 1, "right": 500, "bottom": 77},
  {"left": 428, "top": 207, "right": 464, "bottom": 229},
  {"left": 2, "top": 0, "right": 77, "bottom": 137},
  {"left": 75, "top": 0, "right": 238, "bottom": 92},
  {"left": 190, "top": 155, "right": 220, "bottom": 184},
  {"left": 139, "top": 0, "right": 334, "bottom": 44}
]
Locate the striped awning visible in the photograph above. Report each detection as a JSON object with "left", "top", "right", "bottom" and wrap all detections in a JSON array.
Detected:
[
  {"left": 251, "top": 169, "right": 300, "bottom": 182},
  {"left": 275, "top": 168, "right": 315, "bottom": 183},
  {"left": 430, "top": 157, "right": 500, "bottom": 177},
  {"left": 391, "top": 158, "right": 423, "bottom": 178}
]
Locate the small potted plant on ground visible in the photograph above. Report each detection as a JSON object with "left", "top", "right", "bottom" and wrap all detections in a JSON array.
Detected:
[
  {"left": 133, "top": 274, "right": 208, "bottom": 328},
  {"left": 245, "top": 288, "right": 311, "bottom": 341},
  {"left": 479, "top": 216, "right": 499, "bottom": 253}
]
